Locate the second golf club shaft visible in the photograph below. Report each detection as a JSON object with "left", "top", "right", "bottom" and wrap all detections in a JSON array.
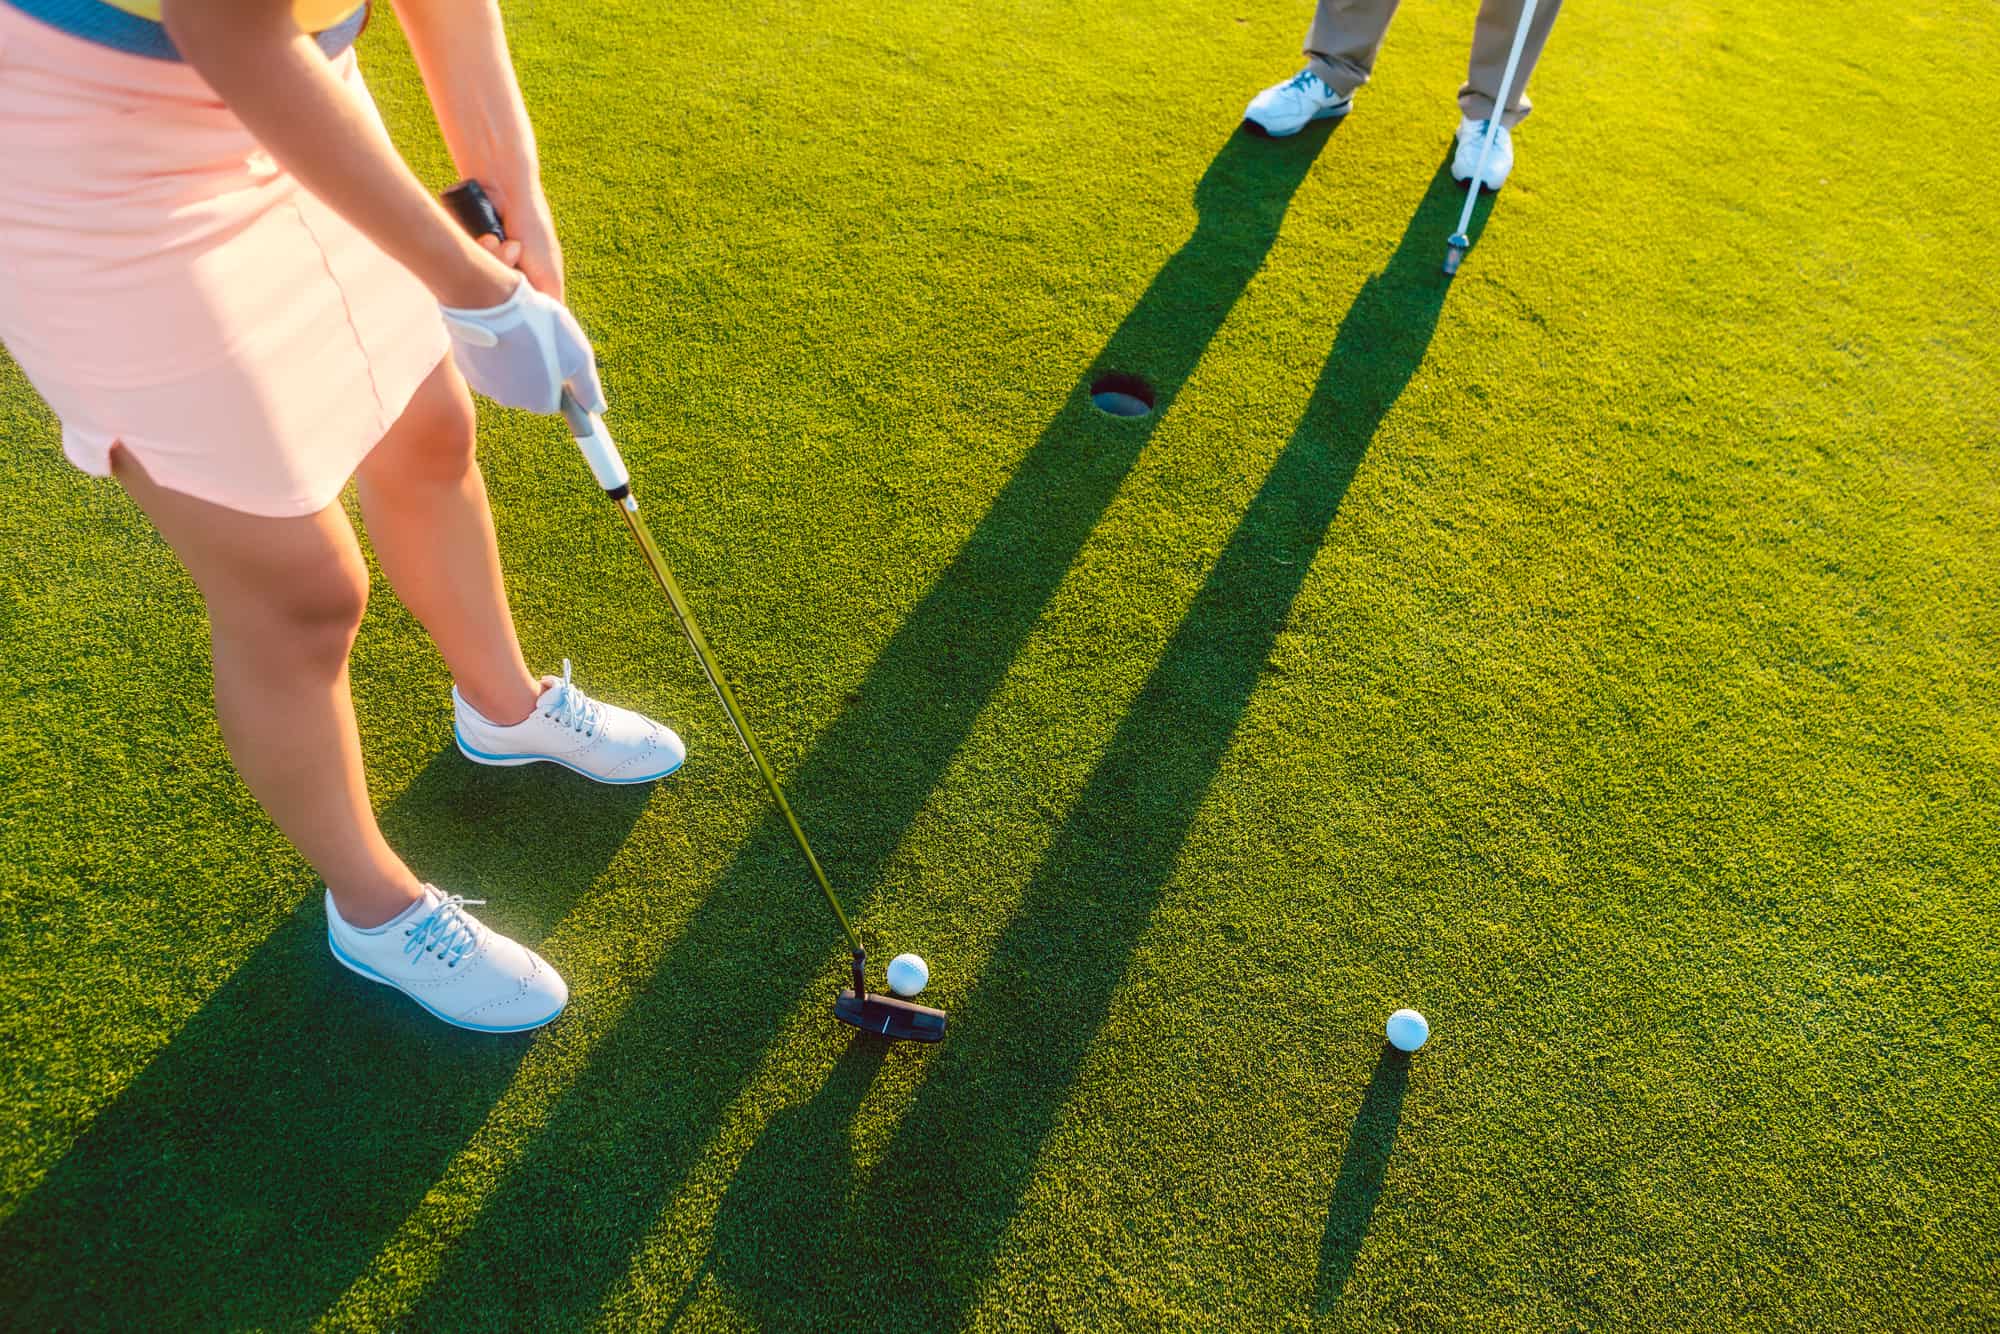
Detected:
[
  {"left": 1448, "top": 0, "right": 1536, "bottom": 272},
  {"left": 1448, "top": 0, "right": 1540, "bottom": 255}
]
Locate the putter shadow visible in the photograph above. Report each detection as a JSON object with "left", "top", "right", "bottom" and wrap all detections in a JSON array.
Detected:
[
  {"left": 1315, "top": 1046, "right": 1412, "bottom": 1310},
  {"left": 709, "top": 1038, "right": 888, "bottom": 1319},
  {"left": 0, "top": 744, "right": 648, "bottom": 1328},
  {"left": 395, "top": 124, "right": 1338, "bottom": 1327},
  {"left": 703, "top": 163, "right": 1478, "bottom": 1327}
]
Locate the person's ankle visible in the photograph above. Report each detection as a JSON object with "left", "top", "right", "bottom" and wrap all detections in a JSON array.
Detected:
[
  {"left": 457, "top": 674, "right": 540, "bottom": 727},
  {"left": 329, "top": 877, "right": 426, "bottom": 930}
]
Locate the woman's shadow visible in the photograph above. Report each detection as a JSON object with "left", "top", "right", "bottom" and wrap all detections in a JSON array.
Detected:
[{"left": 0, "top": 743, "right": 651, "bottom": 1329}]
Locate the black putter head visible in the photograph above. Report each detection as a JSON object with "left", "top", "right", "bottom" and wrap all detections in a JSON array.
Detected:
[
  {"left": 834, "top": 988, "right": 947, "bottom": 1043},
  {"left": 833, "top": 948, "right": 946, "bottom": 1042}
]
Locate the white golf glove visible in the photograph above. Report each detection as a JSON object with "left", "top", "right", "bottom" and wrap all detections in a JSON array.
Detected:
[{"left": 439, "top": 277, "right": 608, "bottom": 415}]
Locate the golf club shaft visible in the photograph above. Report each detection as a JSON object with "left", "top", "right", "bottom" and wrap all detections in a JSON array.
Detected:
[
  {"left": 438, "top": 180, "right": 863, "bottom": 958},
  {"left": 610, "top": 486, "right": 862, "bottom": 957},
  {"left": 1452, "top": 0, "right": 1540, "bottom": 239}
]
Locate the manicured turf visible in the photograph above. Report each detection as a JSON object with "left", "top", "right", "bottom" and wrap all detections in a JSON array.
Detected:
[{"left": 3, "top": 0, "right": 1997, "bottom": 1327}]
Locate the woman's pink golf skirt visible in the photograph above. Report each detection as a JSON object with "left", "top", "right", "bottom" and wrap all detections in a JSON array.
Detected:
[{"left": 0, "top": 3, "right": 449, "bottom": 517}]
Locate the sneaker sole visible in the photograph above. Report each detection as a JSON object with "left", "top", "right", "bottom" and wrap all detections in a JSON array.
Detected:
[
  {"left": 1240, "top": 102, "right": 1351, "bottom": 138},
  {"left": 453, "top": 726, "right": 687, "bottom": 785},
  {"left": 328, "top": 932, "right": 566, "bottom": 1033}
]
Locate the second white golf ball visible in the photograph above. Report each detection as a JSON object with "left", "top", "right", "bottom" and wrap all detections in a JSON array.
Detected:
[
  {"left": 886, "top": 953, "right": 930, "bottom": 997},
  {"left": 1386, "top": 1008, "right": 1430, "bottom": 1053}
]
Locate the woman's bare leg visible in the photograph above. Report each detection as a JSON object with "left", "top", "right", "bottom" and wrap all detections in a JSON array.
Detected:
[
  {"left": 354, "top": 359, "right": 541, "bottom": 726},
  {"left": 112, "top": 449, "right": 422, "bottom": 928}
]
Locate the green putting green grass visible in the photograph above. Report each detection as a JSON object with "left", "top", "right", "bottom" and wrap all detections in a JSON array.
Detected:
[{"left": 3, "top": 0, "right": 1997, "bottom": 1327}]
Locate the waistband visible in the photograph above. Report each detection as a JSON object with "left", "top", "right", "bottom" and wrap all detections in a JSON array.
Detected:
[{"left": 0, "top": 0, "right": 366, "bottom": 62}]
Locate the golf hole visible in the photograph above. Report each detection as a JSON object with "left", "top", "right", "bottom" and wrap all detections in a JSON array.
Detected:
[{"left": 1090, "top": 373, "right": 1155, "bottom": 419}]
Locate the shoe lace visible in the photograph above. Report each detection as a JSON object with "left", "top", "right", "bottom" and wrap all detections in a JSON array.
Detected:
[
  {"left": 542, "top": 659, "right": 606, "bottom": 738},
  {"left": 1286, "top": 69, "right": 1330, "bottom": 97},
  {"left": 404, "top": 894, "right": 487, "bottom": 968}
]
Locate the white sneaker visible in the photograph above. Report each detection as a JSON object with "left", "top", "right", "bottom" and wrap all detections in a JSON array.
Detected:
[
  {"left": 1243, "top": 69, "right": 1352, "bottom": 138},
  {"left": 1451, "top": 116, "right": 1515, "bottom": 191},
  {"left": 453, "top": 659, "right": 686, "bottom": 785},
  {"left": 326, "top": 886, "right": 569, "bottom": 1033}
]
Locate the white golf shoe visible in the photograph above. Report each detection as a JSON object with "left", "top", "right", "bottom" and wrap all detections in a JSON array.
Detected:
[
  {"left": 1451, "top": 116, "right": 1515, "bottom": 191},
  {"left": 1243, "top": 69, "right": 1351, "bottom": 137},
  {"left": 326, "top": 886, "right": 569, "bottom": 1033},
  {"left": 453, "top": 659, "right": 686, "bottom": 785}
]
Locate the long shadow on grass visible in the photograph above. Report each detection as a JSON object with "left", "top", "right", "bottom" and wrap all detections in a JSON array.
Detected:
[
  {"left": 1316, "top": 1047, "right": 1412, "bottom": 1310},
  {"left": 705, "top": 165, "right": 1483, "bottom": 1327},
  {"left": 0, "top": 746, "right": 646, "bottom": 1329},
  {"left": 395, "top": 126, "right": 1336, "bottom": 1327},
  {"left": 706, "top": 1037, "right": 888, "bottom": 1316}
]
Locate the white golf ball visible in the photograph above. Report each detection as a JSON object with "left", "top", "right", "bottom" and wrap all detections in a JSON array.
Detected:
[
  {"left": 886, "top": 953, "right": 929, "bottom": 997},
  {"left": 1385, "top": 1008, "right": 1429, "bottom": 1053}
]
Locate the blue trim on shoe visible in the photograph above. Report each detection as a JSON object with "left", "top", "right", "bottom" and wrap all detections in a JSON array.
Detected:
[
  {"left": 453, "top": 725, "right": 686, "bottom": 785},
  {"left": 327, "top": 931, "right": 564, "bottom": 1033}
]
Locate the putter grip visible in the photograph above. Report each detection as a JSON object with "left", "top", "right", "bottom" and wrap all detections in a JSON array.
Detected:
[
  {"left": 442, "top": 179, "right": 505, "bottom": 241},
  {"left": 439, "top": 179, "right": 632, "bottom": 496},
  {"left": 562, "top": 391, "right": 631, "bottom": 494}
]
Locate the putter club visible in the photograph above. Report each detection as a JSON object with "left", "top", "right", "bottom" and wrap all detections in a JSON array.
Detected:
[
  {"left": 1443, "top": 0, "right": 1540, "bottom": 277},
  {"left": 442, "top": 181, "right": 945, "bottom": 1044}
]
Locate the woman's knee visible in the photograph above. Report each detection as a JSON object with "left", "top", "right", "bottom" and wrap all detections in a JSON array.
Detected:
[
  {"left": 108, "top": 442, "right": 372, "bottom": 665},
  {"left": 215, "top": 543, "right": 371, "bottom": 668}
]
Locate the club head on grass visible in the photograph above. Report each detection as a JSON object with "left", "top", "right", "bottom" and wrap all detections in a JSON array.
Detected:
[{"left": 833, "top": 989, "right": 948, "bottom": 1043}]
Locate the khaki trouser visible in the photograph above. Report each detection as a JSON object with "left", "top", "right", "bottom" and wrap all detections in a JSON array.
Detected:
[{"left": 1306, "top": 0, "right": 1562, "bottom": 126}]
